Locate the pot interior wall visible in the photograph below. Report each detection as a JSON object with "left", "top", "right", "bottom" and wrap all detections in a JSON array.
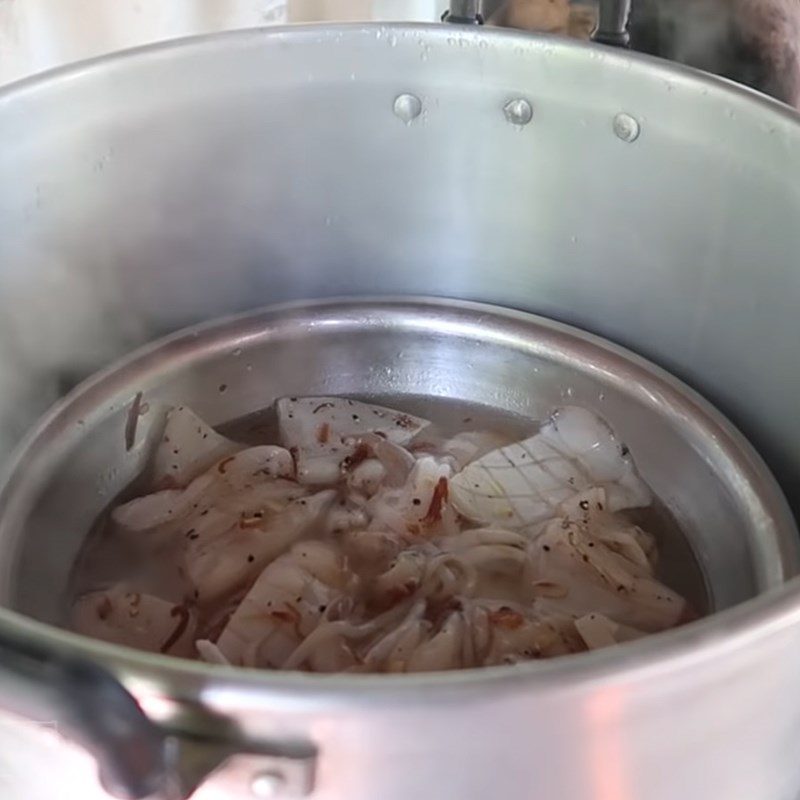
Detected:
[
  {"left": 1, "top": 25, "right": 800, "bottom": 599},
  {"left": 0, "top": 302, "right": 792, "bottom": 624}
]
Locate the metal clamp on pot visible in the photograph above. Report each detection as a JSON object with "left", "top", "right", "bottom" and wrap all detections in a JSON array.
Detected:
[{"left": 443, "top": 0, "right": 632, "bottom": 48}]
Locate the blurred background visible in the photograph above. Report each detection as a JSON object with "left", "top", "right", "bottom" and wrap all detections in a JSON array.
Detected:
[{"left": 0, "top": 0, "right": 595, "bottom": 83}]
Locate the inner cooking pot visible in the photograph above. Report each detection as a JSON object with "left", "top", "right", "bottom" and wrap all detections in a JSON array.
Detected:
[{"left": 0, "top": 299, "right": 795, "bottom": 625}]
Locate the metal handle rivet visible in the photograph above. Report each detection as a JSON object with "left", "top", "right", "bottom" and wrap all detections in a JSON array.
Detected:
[
  {"left": 503, "top": 98, "right": 533, "bottom": 126},
  {"left": 613, "top": 112, "right": 640, "bottom": 142},
  {"left": 250, "top": 770, "right": 287, "bottom": 798},
  {"left": 393, "top": 93, "right": 422, "bottom": 123}
]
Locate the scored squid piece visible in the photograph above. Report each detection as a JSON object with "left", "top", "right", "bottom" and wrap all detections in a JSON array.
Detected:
[
  {"left": 151, "top": 405, "right": 242, "bottom": 488},
  {"left": 450, "top": 406, "right": 651, "bottom": 529},
  {"left": 276, "top": 396, "right": 430, "bottom": 485},
  {"left": 216, "top": 540, "right": 352, "bottom": 669},
  {"left": 71, "top": 584, "right": 196, "bottom": 657}
]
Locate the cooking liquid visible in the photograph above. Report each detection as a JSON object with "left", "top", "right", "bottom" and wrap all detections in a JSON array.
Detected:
[{"left": 68, "top": 395, "right": 709, "bottom": 655}]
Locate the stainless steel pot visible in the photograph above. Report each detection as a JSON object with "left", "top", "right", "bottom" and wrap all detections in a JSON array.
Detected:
[{"left": 2, "top": 17, "right": 800, "bottom": 800}]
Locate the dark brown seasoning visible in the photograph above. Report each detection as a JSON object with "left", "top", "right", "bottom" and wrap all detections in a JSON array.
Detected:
[
  {"left": 96, "top": 596, "right": 113, "bottom": 620},
  {"left": 160, "top": 605, "right": 190, "bottom": 653},
  {"left": 239, "top": 514, "right": 264, "bottom": 530},
  {"left": 409, "top": 441, "right": 437, "bottom": 454},
  {"left": 341, "top": 442, "right": 372, "bottom": 471},
  {"left": 424, "top": 596, "right": 462, "bottom": 627},
  {"left": 312, "top": 402, "right": 335, "bottom": 414},
  {"left": 421, "top": 477, "right": 449, "bottom": 525},
  {"left": 124, "top": 391, "right": 144, "bottom": 452},
  {"left": 217, "top": 456, "right": 236, "bottom": 474},
  {"left": 488, "top": 607, "right": 525, "bottom": 630},
  {"left": 374, "top": 580, "right": 418, "bottom": 611},
  {"left": 316, "top": 422, "right": 331, "bottom": 444},
  {"left": 270, "top": 603, "right": 303, "bottom": 638},
  {"left": 394, "top": 414, "right": 417, "bottom": 429}
]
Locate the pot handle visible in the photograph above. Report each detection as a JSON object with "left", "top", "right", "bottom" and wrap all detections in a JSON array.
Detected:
[
  {"left": 0, "top": 630, "right": 317, "bottom": 799},
  {"left": 593, "top": 0, "right": 632, "bottom": 47},
  {"left": 0, "top": 630, "right": 170, "bottom": 799}
]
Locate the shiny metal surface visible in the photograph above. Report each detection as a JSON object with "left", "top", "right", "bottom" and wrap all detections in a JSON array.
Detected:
[
  {"left": 1, "top": 21, "right": 800, "bottom": 800},
  {"left": 0, "top": 297, "right": 798, "bottom": 800}
]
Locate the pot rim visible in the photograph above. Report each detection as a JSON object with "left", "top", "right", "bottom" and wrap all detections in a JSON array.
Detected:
[
  {"left": 1, "top": 18, "right": 799, "bottom": 128},
  {"left": 0, "top": 294, "right": 797, "bottom": 706}
]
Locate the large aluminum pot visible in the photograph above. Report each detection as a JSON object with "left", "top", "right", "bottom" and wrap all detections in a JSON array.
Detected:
[{"left": 2, "top": 21, "right": 800, "bottom": 800}]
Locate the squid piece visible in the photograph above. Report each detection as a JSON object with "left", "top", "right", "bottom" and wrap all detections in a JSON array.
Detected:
[
  {"left": 439, "top": 430, "right": 516, "bottom": 470},
  {"left": 360, "top": 600, "right": 429, "bottom": 671},
  {"left": 405, "top": 610, "right": 465, "bottom": 672},
  {"left": 480, "top": 601, "right": 584, "bottom": 663},
  {"left": 186, "top": 490, "right": 337, "bottom": 606},
  {"left": 341, "top": 528, "right": 406, "bottom": 569},
  {"left": 369, "top": 548, "right": 430, "bottom": 608},
  {"left": 151, "top": 405, "right": 241, "bottom": 488},
  {"left": 195, "top": 638, "right": 232, "bottom": 665},
  {"left": 216, "top": 540, "right": 351, "bottom": 668},
  {"left": 276, "top": 396, "right": 429, "bottom": 485},
  {"left": 71, "top": 584, "right": 196, "bottom": 657},
  {"left": 112, "top": 445, "right": 298, "bottom": 536},
  {"left": 528, "top": 510, "right": 686, "bottom": 632},
  {"left": 450, "top": 406, "right": 651, "bottom": 528},
  {"left": 368, "top": 456, "right": 459, "bottom": 538},
  {"left": 558, "top": 488, "right": 656, "bottom": 569},
  {"left": 574, "top": 613, "right": 648, "bottom": 651}
]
